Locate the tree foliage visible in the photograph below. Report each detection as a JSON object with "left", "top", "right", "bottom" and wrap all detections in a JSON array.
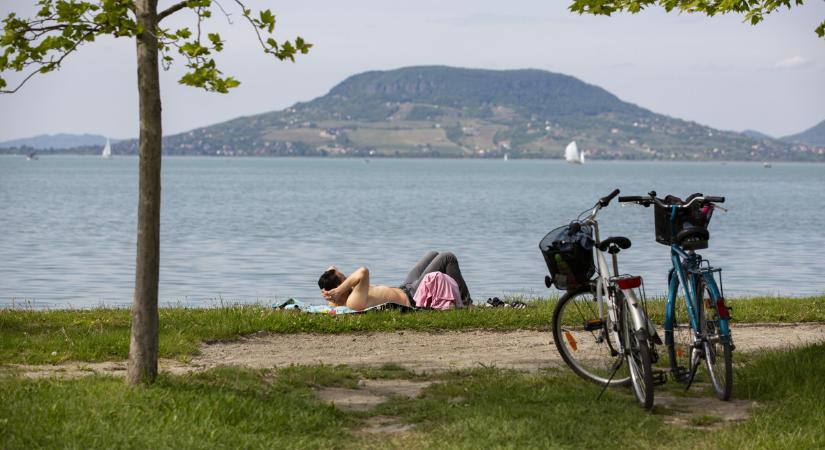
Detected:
[
  {"left": 569, "top": 0, "right": 825, "bottom": 39},
  {"left": 0, "top": 0, "right": 312, "bottom": 93}
]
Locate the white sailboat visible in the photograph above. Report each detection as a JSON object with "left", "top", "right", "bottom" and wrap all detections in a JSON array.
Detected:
[
  {"left": 565, "top": 141, "right": 583, "bottom": 164},
  {"left": 101, "top": 139, "right": 112, "bottom": 158},
  {"left": 503, "top": 153, "right": 509, "bottom": 161}
]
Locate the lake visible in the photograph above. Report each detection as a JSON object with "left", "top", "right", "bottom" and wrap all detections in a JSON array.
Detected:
[{"left": 1, "top": 155, "right": 823, "bottom": 308}]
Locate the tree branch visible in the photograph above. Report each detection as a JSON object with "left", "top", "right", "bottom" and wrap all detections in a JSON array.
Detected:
[
  {"left": 232, "top": 0, "right": 269, "bottom": 53},
  {"left": 158, "top": 0, "right": 191, "bottom": 22},
  {"left": 0, "top": 28, "right": 99, "bottom": 94}
]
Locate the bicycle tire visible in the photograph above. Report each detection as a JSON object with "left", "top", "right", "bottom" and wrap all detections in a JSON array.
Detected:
[
  {"left": 622, "top": 295, "right": 655, "bottom": 409},
  {"left": 697, "top": 277, "right": 733, "bottom": 400},
  {"left": 665, "top": 275, "right": 693, "bottom": 382},
  {"left": 552, "top": 286, "right": 630, "bottom": 386}
]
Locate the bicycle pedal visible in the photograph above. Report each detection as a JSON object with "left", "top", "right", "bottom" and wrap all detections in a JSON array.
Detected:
[
  {"left": 652, "top": 370, "right": 668, "bottom": 386},
  {"left": 583, "top": 319, "right": 604, "bottom": 331}
]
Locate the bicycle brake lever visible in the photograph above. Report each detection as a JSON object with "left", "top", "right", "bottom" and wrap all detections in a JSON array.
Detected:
[{"left": 713, "top": 205, "right": 728, "bottom": 213}]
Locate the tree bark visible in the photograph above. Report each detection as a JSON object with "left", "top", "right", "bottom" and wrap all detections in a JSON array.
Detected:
[{"left": 127, "top": 0, "right": 162, "bottom": 385}]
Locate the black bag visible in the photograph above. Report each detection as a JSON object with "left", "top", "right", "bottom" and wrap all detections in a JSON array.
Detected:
[
  {"left": 653, "top": 193, "right": 713, "bottom": 248},
  {"left": 539, "top": 222, "right": 595, "bottom": 290}
]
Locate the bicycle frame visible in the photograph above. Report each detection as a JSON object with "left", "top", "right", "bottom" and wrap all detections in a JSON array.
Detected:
[
  {"left": 664, "top": 218, "right": 731, "bottom": 348},
  {"left": 586, "top": 213, "right": 648, "bottom": 339}
]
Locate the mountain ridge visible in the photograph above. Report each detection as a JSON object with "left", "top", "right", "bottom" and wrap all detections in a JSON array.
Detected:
[
  {"left": 0, "top": 133, "right": 116, "bottom": 150},
  {"left": 3, "top": 66, "right": 823, "bottom": 161},
  {"left": 782, "top": 120, "right": 825, "bottom": 146}
]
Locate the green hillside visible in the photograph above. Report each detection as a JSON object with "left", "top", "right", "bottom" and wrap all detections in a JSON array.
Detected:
[
  {"left": 783, "top": 120, "right": 825, "bottom": 147},
  {"left": 14, "top": 66, "right": 823, "bottom": 161}
]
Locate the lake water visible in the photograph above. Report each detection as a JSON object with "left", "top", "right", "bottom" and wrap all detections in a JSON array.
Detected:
[{"left": 1, "top": 156, "right": 823, "bottom": 308}]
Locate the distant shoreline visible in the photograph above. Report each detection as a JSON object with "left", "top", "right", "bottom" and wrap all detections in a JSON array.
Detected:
[{"left": 2, "top": 151, "right": 823, "bottom": 163}]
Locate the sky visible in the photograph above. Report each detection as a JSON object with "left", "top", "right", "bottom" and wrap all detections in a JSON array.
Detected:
[{"left": 1, "top": 0, "right": 824, "bottom": 142}]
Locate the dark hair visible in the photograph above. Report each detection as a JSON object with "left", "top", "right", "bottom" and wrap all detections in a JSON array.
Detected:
[{"left": 318, "top": 269, "right": 343, "bottom": 290}]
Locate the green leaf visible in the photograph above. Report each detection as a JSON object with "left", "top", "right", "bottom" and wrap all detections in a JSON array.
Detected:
[
  {"left": 176, "top": 28, "right": 192, "bottom": 39},
  {"left": 259, "top": 9, "right": 276, "bottom": 33}
]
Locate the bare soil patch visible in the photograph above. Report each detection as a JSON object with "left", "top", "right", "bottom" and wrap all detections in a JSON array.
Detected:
[
  {"left": 316, "top": 379, "right": 433, "bottom": 412},
  {"left": 654, "top": 392, "right": 757, "bottom": 429}
]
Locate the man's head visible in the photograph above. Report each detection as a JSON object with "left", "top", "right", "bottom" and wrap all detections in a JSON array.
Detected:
[{"left": 318, "top": 267, "right": 345, "bottom": 291}]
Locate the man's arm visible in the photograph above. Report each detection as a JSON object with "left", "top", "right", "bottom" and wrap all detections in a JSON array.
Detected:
[
  {"left": 333, "top": 267, "right": 371, "bottom": 310},
  {"left": 323, "top": 267, "right": 368, "bottom": 307}
]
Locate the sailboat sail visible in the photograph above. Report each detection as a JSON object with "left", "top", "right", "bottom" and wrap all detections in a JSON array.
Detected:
[
  {"left": 101, "top": 139, "right": 112, "bottom": 158},
  {"left": 565, "top": 141, "right": 581, "bottom": 164}
]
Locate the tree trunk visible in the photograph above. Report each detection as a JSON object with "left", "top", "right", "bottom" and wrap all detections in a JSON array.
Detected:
[{"left": 127, "top": 0, "right": 162, "bottom": 386}]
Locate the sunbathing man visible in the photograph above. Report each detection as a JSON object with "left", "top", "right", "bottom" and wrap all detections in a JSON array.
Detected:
[{"left": 318, "top": 251, "right": 472, "bottom": 310}]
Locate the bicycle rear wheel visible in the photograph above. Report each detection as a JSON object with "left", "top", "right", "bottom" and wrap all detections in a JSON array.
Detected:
[
  {"left": 622, "top": 296, "right": 654, "bottom": 409},
  {"left": 697, "top": 277, "right": 733, "bottom": 400},
  {"left": 552, "top": 286, "right": 629, "bottom": 386}
]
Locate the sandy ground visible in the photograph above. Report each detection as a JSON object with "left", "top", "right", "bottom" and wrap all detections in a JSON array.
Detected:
[{"left": 7, "top": 323, "right": 825, "bottom": 378}]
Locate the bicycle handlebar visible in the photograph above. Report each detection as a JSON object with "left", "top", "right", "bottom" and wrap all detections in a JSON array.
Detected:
[
  {"left": 618, "top": 195, "right": 646, "bottom": 203},
  {"left": 580, "top": 189, "right": 621, "bottom": 223},
  {"left": 618, "top": 193, "right": 724, "bottom": 208},
  {"left": 598, "top": 189, "right": 621, "bottom": 207}
]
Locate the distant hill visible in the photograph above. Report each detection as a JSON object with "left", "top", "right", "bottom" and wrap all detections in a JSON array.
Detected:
[
  {"left": 0, "top": 133, "right": 114, "bottom": 150},
  {"left": 741, "top": 129, "right": 773, "bottom": 140},
  {"left": 10, "top": 66, "right": 824, "bottom": 161},
  {"left": 782, "top": 120, "right": 825, "bottom": 147}
]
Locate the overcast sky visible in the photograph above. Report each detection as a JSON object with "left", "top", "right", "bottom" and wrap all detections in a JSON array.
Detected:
[{"left": 1, "top": 0, "right": 824, "bottom": 142}]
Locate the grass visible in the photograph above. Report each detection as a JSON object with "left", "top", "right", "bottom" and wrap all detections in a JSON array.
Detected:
[
  {"left": 1, "top": 296, "right": 823, "bottom": 365},
  {"left": 3, "top": 344, "right": 825, "bottom": 449}
]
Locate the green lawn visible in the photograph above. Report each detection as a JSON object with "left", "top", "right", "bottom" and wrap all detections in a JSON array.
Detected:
[
  {"left": 2, "top": 344, "right": 824, "bottom": 449},
  {"left": 2, "top": 296, "right": 824, "bottom": 364}
]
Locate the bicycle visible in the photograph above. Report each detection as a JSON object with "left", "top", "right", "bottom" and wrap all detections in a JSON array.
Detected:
[
  {"left": 618, "top": 192, "right": 733, "bottom": 400},
  {"left": 542, "top": 189, "right": 663, "bottom": 410}
]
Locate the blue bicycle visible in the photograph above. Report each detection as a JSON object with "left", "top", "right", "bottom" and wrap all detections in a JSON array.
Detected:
[{"left": 619, "top": 192, "right": 733, "bottom": 400}]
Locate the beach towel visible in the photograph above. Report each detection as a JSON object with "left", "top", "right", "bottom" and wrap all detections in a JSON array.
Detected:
[{"left": 273, "top": 298, "right": 415, "bottom": 315}]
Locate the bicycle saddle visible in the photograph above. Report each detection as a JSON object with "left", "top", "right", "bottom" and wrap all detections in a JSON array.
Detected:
[{"left": 597, "top": 236, "right": 631, "bottom": 253}]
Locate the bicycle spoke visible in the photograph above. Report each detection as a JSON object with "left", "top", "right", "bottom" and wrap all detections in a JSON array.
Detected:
[{"left": 552, "top": 288, "right": 630, "bottom": 386}]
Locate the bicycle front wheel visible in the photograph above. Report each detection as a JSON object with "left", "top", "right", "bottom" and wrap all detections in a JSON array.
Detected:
[
  {"left": 697, "top": 277, "right": 733, "bottom": 400},
  {"left": 552, "top": 286, "right": 629, "bottom": 386},
  {"left": 622, "top": 295, "right": 654, "bottom": 410}
]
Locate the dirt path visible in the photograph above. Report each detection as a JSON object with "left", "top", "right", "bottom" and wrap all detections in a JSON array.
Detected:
[
  {"left": 7, "top": 323, "right": 824, "bottom": 379},
  {"left": 190, "top": 322, "right": 825, "bottom": 373}
]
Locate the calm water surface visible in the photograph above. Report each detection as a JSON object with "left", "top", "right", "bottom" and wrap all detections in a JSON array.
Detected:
[{"left": 1, "top": 156, "right": 823, "bottom": 308}]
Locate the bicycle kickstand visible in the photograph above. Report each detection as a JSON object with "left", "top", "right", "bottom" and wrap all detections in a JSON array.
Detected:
[
  {"left": 683, "top": 348, "right": 703, "bottom": 392},
  {"left": 596, "top": 356, "right": 625, "bottom": 400}
]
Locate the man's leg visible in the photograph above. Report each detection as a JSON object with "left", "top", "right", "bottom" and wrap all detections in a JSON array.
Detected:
[
  {"left": 401, "top": 251, "right": 439, "bottom": 287},
  {"left": 411, "top": 251, "right": 472, "bottom": 305}
]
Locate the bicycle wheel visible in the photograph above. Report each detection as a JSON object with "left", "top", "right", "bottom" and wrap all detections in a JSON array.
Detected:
[
  {"left": 622, "top": 295, "right": 654, "bottom": 409},
  {"left": 697, "top": 277, "right": 733, "bottom": 400},
  {"left": 665, "top": 274, "right": 693, "bottom": 382},
  {"left": 552, "top": 286, "right": 629, "bottom": 386}
]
